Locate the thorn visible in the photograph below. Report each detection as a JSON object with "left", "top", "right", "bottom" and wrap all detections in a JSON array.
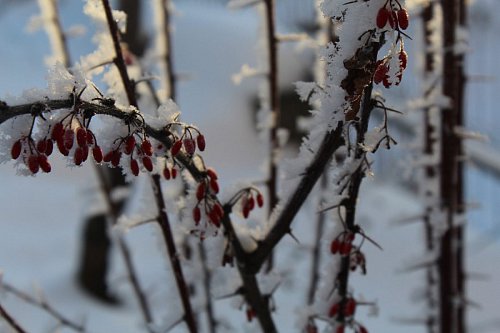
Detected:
[{"left": 288, "top": 230, "right": 300, "bottom": 244}]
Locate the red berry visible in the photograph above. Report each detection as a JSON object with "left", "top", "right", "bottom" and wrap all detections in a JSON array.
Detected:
[
  {"left": 383, "top": 76, "right": 391, "bottom": 88},
  {"left": 213, "top": 202, "right": 224, "bottom": 219},
  {"left": 340, "top": 242, "right": 352, "bottom": 256},
  {"left": 51, "top": 123, "right": 64, "bottom": 141},
  {"left": 81, "top": 145, "right": 89, "bottom": 162},
  {"left": 163, "top": 167, "right": 171, "bottom": 180},
  {"left": 92, "top": 146, "right": 103, "bottom": 163},
  {"left": 193, "top": 206, "right": 201, "bottom": 225},
  {"left": 209, "top": 178, "right": 219, "bottom": 194},
  {"left": 76, "top": 128, "right": 87, "bottom": 147},
  {"left": 57, "top": 137, "right": 69, "bottom": 156},
  {"left": 247, "top": 196, "right": 255, "bottom": 211},
  {"left": 376, "top": 7, "right": 389, "bottom": 28},
  {"left": 242, "top": 205, "right": 250, "bottom": 219},
  {"left": 336, "top": 325, "right": 345, "bottom": 333},
  {"left": 256, "top": 193, "right": 264, "bottom": 207},
  {"left": 64, "top": 129, "right": 74, "bottom": 150},
  {"left": 329, "top": 303, "right": 339, "bottom": 317},
  {"left": 208, "top": 209, "right": 220, "bottom": 227},
  {"left": 206, "top": 168, "right": 218, "bottom": 180},
  {"left": 331, "top": 239, "right": 340, "bottom": 254},
  {"left": 171, "top": 167, "right": 177, "bottom": 179},
  {"left": 345, "top": 298, "right": 356, "bottom": 316},
  {"left": 11, "top": 140, "right": 22, "bottom": 160},
  {"left": 130, "top": 159, "right": 139, "bottom": 176},
  {"left": 196, "top": 134, "right": 206, "bottom": 151},
  {"left": 27, "top": 155, "right": 39, "bottom": 174},
  {"left": 171, "top": 140, "right": 182, "bottom": 156},
  {"left": 141, "top": 139, "right": 153, "bottom": 156},
  {"left": 38, "top": 155, "right": 51, "bottom": 173},
  {"left": 196, "top": 182, "right": 206, "bottom": 201},
  {"left": 124, "top": 136, "right": 136, "bottom": 155},
  {"left": 74, "top": 147, "right": 84, "bottom": 166},
  {"left": 345, "top": 232, "right": 355, "bottom": 243},
  {"left": 36, "top": 140, "right": 47, "bottom": 154},
  {"left": 45, "top": 139, "right": 53, "bottom": 156},
  {"left": 183, "top": 138, "right": 196, "bottom": 155},
  {"left": 246, "top": 308, "right": 256, "bottom": 322},
  {"left": 142, "top": 156, "right": 153, "bottom": 172},
  {"left": 358, "top": 325, "right": 368, "bottom": 333},
  {"left": 111, "top": 150, "right": 122, "bottom": 167},
  {"left": 390, "top": 10, "right": 398, "bottom": 29},
  {"left": 397, "top": 9, "right": 409, "bottom": 30},
  {"left": 86, "top": 129, "right": 95, "bottom": 146}
]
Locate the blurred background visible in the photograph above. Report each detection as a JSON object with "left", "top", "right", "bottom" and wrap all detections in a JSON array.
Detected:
[{"left": 0, "top": 0, "right": 499, "bottom": 332}]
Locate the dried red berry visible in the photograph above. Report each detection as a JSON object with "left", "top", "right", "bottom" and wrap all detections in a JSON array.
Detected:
[
  {"left": 397, "top": 9, "right": 409, "bottom": 30},
  {"left": 196, "top": 134, "right": 206, "bottom": 151},
  {"left": 141, "top": 139, "right": 153, "bottom": 156},
  {"left": 74, "top": 147, "right": 84, "bottom": 166},
  {"left": 163, "top": 167, "right": 171, "bottom": 180},
  {"left": 399, "top": 50, "right": 408, "bottom": 70},
  {"left": 124, "top": 136, "right": 136, "bottom": 155},
  {"left": 171, "top": 140, "right": 182, "bottom": 156},
  {"left": 142, "top": 156, "right": 153, "bottom": 172},
  {"left": 51, "top": 123, "right": 64, "bottom": 141},
  {"left": 340, "top": 242, "right": 352, "bottom": 256},
  {"left": 208, "top": 209, "right": 220, "bottom": 227},
  {"left": 329, "top": 303, "right": 339, "bottom": 317},
  {"left": 196, "top": 182, "right": 206, "bottom": 201},
  {"left": 103, "top": 151, "right": 113, "bottom": 163},
  {"left": 374, "top": 64, "right": 389, "bottom": 84},
  {"left": 193, "top": 206, "right": 201, "bottom": 225},
  {"left": 76, "top": 128, "right": 87, "bottom": 147},
  {"left": 213, "top": 203, "right": 224, "bottom": 219},
  {"left": 171, "top": 167, "right": 178, "bottom": 179},
  {"left": 92, "top": 146, "right": 103, "bottom": 163},
  {"left": 27, "top": 155, "right": 39, "bottom": 174},
  {"left": 11, "top": 140, "right": 22, "bottom": 160},
  {"left": 38, "top": 155, "right": 51, "bottom": 173},
  {"left": 242, "top": 205, "right": 250, "bottom": 219},
  {"left": 183, "top": 138, "right": 196, "bottom": 155},
  {"left": 376, "top": 7, "right": 389, "bottom": 28},
  {"left": 130, "top": 159, "right": 139, "bottom": 176},
  {"left": 64, "top": 129, "right": 74, "bottom": 150}
]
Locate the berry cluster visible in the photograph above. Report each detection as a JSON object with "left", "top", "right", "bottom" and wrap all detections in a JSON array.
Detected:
[
  {"left": 170, "top": 125, "right": 205, "bottom": 157},
  {"left": 11, "top": 136, "right": 53, "bottom": 174},
  {"left": 328, "top": 297, "right": 367, "bottom": 333},
  {"left": 373, "top": 1, "right": 410, "bottom": 88},
  {"left": 240, "top": 189, "right": 264, "bottom": 219},
  {"left": 192, "top": 168, "right": 224, "bottom": 228},
  {"left": 376, "top": 2, "right": 409, "bottom": 31},
  {"left": 330, "top": 231, "right": 355, "bottom": 256},
  {"left": 102, "top": 133, "right": 155, "bottom": 176}
]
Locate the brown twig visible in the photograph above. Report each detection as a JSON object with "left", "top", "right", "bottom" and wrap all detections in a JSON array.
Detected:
[
  {"left": 151, "top": 175, "right": 198, "bottom": 333},
  {"left": 262, "top": 0, "right": 280, "bottom": 273},
  {"left": 0, "top": 303, "right": 29, "bottom": 333},
  {"left": 2, "top": 283, "right": 84, "bottom": 332}
]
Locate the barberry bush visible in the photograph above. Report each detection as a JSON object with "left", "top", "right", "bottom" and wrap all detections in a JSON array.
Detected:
[{"left": 0, "top": 0, "right": 473, "bottom": 332}]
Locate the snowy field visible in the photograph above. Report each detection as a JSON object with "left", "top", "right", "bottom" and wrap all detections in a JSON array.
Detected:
[{"left": 0, "top": 1, "right": 499, "bottom": 332}]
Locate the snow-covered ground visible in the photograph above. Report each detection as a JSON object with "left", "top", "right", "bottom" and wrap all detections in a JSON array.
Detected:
[{"left": 0, "top": 1, "right": 499, "bottom": 332}]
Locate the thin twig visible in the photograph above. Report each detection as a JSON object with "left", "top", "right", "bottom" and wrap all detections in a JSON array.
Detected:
[
  {"left": 2, "top": 283, "right": 84, "bottom": 332},
  {"left": 151, "top": 175, "right": 198, "bottom": 333},
  {"left": 0, "top": 303, "right": 29, "bottom": 333}
]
